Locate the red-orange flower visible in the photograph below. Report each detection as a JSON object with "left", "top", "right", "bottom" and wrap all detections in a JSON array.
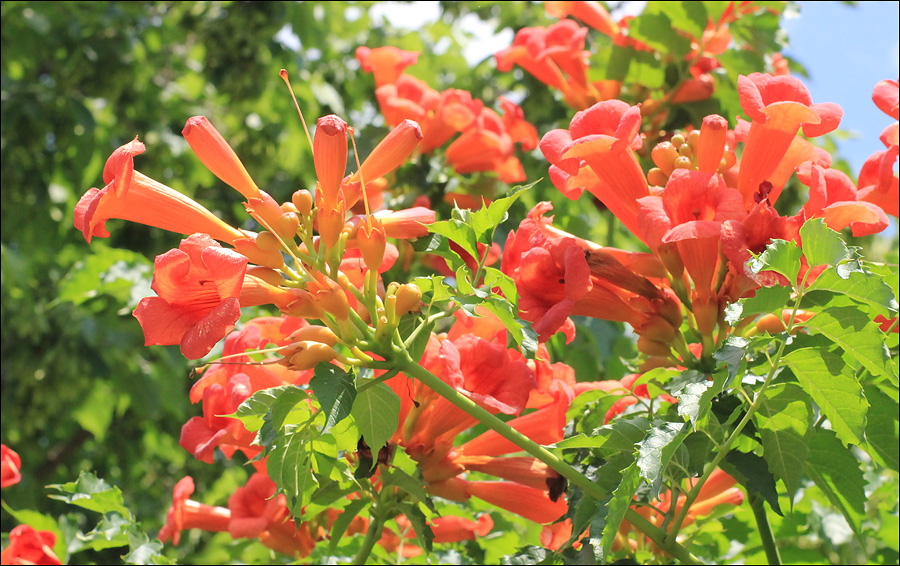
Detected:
[
  {"left": 75, "top": 140, "right": 244, "bottom": 245},
  {"left": 541, "top": 100, "right": 649, "bottom": 240},
  {"left": 0, "top": 525, "right": 62, "bottom": 566},
  {"left": 159, "top": 477, "right": 231, "bottom": 546},
  {"left": 133, "top": 234, "right": 248, "bottom": 359},
  {"left": 1, "top": 444, "right": 21, "bottom": 488},
  {"left": 736, "top": 73, "right": 843, "bottom": 207},
  {"left": 356, "top": 46, "right": 419, "bottom": 87},
  {"left": 545, "top": 1, "right": 619, "bottom": 37}
]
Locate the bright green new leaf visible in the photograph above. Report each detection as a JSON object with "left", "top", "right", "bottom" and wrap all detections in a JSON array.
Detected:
[
  {"left": 799, "top": 218, "right": 851, "bottom": 268},
  {"left": 753, "top": 239, "right": 802, "bottom": 283},
  {"left": 47, "top": 471, "right": 132, "bottom": 519},
  {"left": 807, "top": 267, "right": 898, "bottom": 314}
]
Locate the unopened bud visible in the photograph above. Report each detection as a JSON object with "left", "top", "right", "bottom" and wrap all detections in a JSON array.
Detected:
[
  {"left": 276, "top": 211, "right": 300, "bottom": 239},
  {"left": 357, "top": 217, "right": 387, "bottom": 273},
  {"left": 289, "top": 325, "right": 339, "bottom": 346},
  {"left": 395, "top": 283, "right": 422, "bottom": 316},
  {"left": 637, "top": 336, "right": 672, "bottom": 357},
  {"left": 651, "top": 142, "right": 678, "bottom": 176},
  {"left": 647, "top": 168, "right": 669, "bottom": 187},
  {"left": 292, "top": 189, "right": 314, "bottom": 216},
  {"left": 256, "top": 231, "right": 282, "bottom": 252},
  {"left": 281, "top": 341, "right": 337, "bottom": 371}
]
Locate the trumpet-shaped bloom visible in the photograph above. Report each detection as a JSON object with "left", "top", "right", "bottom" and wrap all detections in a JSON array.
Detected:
[
  {"left": 736, "top": 73, "right": 843, "bottom": 207},
  {"left": 133, "top": 234, "right": 248, "bottom": 360},
  {"left": 356, "top": 46, "right": 419, "bottom": 86},
  {"left": 159, "top": 477, "right": 231, "bottom": 546},
  {"left": 75, "top": 159, "right": 244, "bottom": 245},
  {"left": 799, "top": 163, "right": 889, "bottom": 236},
  {"left": 545, "top": 1, "right": 619, "bottom": 37},
  {"left": 541, "top": 100, "right": 649, "bottom": 240},
  {"left": 0, "top": 525, "right": 62, "bottom": 566}
]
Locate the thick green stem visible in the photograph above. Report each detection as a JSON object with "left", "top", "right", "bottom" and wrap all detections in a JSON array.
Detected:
[
  {"left": 351, "top": 511, "right": 383, "bottom": 565},
  {"left": 750, "top": 494, "right": 782, "bottom": 565},
  {"left": 396, "top": 352, "right": 701, "bottom": 565}
]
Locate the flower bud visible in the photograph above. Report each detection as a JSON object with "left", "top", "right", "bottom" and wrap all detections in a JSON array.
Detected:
[
  {"left": 280, "top": 341, "right": 337, "bottom": 371},
  {"left": 357, "top": 217, "right": 387, "bottom": 273},
  {"left": 289, "top": 325, "right": 339, "bottom": 347},
  {"left": 183, "top": 116, "right": 260, "bottom": 199},
  {"left": 394, "top": 283, "right": 422, "bottom": 315},
  {"left": 314, "top": 115, "right": 348, "bottom": 208},
  {"left": 292, "top": 189, "right": 314, "bottom": 216}
]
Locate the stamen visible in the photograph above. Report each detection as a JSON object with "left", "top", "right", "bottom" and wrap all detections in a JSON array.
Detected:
[
  {"left": 348, "top": 126, "right": 372, "bottom": 220},
  {"left": 279, "top": 69, "right": 315, "bottom": 152}
]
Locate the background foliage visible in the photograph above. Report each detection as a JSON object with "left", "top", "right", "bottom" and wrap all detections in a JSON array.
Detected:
[{"left": 1, "top": 1, "right": 897, "bottom": 564}]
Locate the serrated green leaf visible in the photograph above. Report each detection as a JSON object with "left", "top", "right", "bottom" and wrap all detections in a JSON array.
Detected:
[
  {"left": 481, "top": 295, "right": 539, "bottom": 359},
  {"left": 593, "top": 416, "right": 652, "bottom": 455},
  {"left": 233, "top": 385, "right": 308, "bottom": 432},
  {"left": 627, "top": 7, "right": 692, "bottom": 57},
  {"left": 382, "top": 468, "right": 435, "bottom": 512},
  {"left": 351, "top": 379, "right": 400, "bottom": 457},
  {"left": 782, "top": 347, "right": 867, "bottom": 447},
  {"left": 428, "top": 218, "right": 479, "bottom": 260},
  {"left": 676, "top": 380, "right": 714, "bottom": 429},
  {"left": 805, "top": 306, "right": 895, "bottom": 384},
  {"left": 714, "top": 336, "right": 751, "bottom": 386},
  {"left": 754, "top": 239, "right": 802, "bottom": 283},
  {"left": 863, "top": 383, "right": 899, "bottom": 471},
  {"left": 806, "top": 267, "right": 898, "bottom": 314},
  {"left": 799, "top": 218, "right": 851, "bottom": 268},
  {"left": 266, "top": 426, "right": 317, "bottom": 518},
  {"left": 637, "top": 422, "right": 688, "bottom": 498},
  {"left": 755, "top": 383, "right": 813, "bottom": 501},
  {"left": 124, "top": 527, "right": 172, "bottom": 565},
  {"left": 310, "top": 365, "right": 356, "bottom": 433},
  {"left": 47, "top": 471, "right": 132, "bottom": 518},
  {"left": 725, "top": 285, "right": 793, "bottom": 325},
  {"left": 805, "top": 429, "right": 866, "bottom": 535},
  {"left": 598, "top": 462, "right": 642, "bottom": 562},
  {"left": 80, "top": 512, "right": 132, "bottom": 551}
]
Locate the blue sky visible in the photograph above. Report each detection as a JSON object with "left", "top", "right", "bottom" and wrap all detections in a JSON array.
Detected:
[{"left": 783, "top": 1, "right": 899, "bottom": 174}]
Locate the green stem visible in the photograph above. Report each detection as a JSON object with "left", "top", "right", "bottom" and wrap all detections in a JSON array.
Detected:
[
  {"left": 396, "top": 352, "right": 701, "bottom": 565},
  {"left": 750, "top": 494, "right": 782, "bottom": 565},
  {"left": 668, "top": 279, "right": 810, "bottom": 540},
  {"left": 351, "top": 510, "right": 383, "bottom": 565}
]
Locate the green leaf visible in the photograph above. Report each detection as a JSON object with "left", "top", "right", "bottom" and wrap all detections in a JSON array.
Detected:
[
  {"left": 863, "top": 383, "right": 899, "bottom": 471},
  {"left": 481, "top": 295, "right": 539, "bottom": 359},
  {"left": 804, "top": 306, "right": 895, "bottom": 384},
  {"left": 805, "top": 429, "right": 866, "bottom": 535},
  {"left": 233, "top": 385, "right": 309, "bottom": 432},
  {"left": 58, "top": 246, "right": 152, "bottom": 308},
  {"left": 806, "top": 267, "right": 898, "bottom": 314},
  {"left": 725, "top": 285, "right": 793, "bottom": 325},
  {"left": 310, "top": 365, "right": 356, "bottom": 433},
  {"left": 328, "top": 498, "right": 369, "bottom": 551},
  {"left": 71, "top": 381, "right": 119, "bottom": 441},
  {"left": 636, "top": 422, "right": 688, "bottom": 498},
  {"left": 428, "top": 217, "right": 479, "bottom": 260},
  {"left": 382, "top": 468, "right": 434, "bottom": 512},
  {"left": 596, "top": 461, "right": 642, "bottom": 562},
  {"left": 468, "top": 181, "right": 532, "bottom": 244},
  {"left": 782, "top": 347, "right": 867, "bottom": 447},
  {"left": 351, "top": 379, "right": 400, "bottom": 457},
  {"left": 628, "top": 6, "right": 692, "bottom": 58},
  {"left": 799, "top": 218, "right": 851, "bottom": 268},
  {"left": 722, "top": 450, "right": 783, "bottom": 516},
  {"left": 753, "top": 239, "right": 802, "bottom": 283},
  {"left": 395, "top": 502, "right": 434, "bottom": 553},
  {"left": 266, "top": 425, "right": 317, "bottom": 518},
  {"left": 755, "top": 383, "right": 813, "bottom": 501},
  {"left": 124, "top": 527, "right": 172, "bottom": 565},
  {"left": 47, "top": 471, "right": 132, "bottom": 518},
  {"left": 80, "top": 512, "right": 132, "bottom": 550},
  {"left": 676, "top": 379, "right": 714, "bottom": 430},
  {"left": 594, "top": 416, "right": 652, "bottom": 456},
  {"left": 714, "top": 336, "right": 751, "bottom": 386}
]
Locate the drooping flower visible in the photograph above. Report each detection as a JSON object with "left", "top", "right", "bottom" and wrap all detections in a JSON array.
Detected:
[
  {"left": 74, "top": 140, "right": 245, "bottom": 245},
  {"left": 540, "top": 100, "right": 649, "bottom": 240},
  {"left": 859, "top": 79, "right": 899, "bottom": 217},
  {"left": 0, "top": 525, "right": 62, "bottom": 566},
  {"left": 736, "top": 73, "right": 843, "bottom": 207},
  {"left": 1, "top": 444, "right": 21, "bottom": 488},
  {"left": 133, "top": 234, "right": 248, "bottom": 360},
  {"left": 545, "top": 1, "right": 619, "bottom": 37}
]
